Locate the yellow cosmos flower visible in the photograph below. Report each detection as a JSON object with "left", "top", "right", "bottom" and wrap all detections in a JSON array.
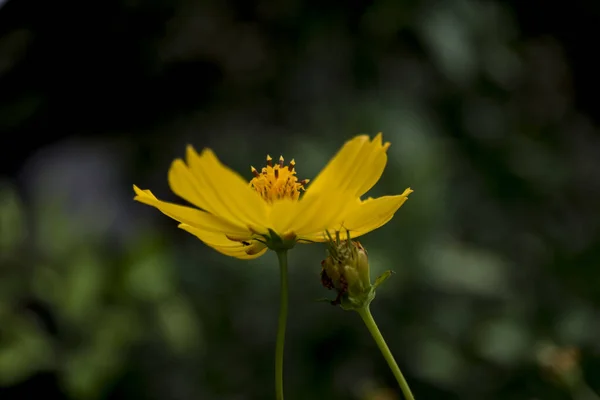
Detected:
[{"left": 133, "top": 133, "right": 412, "bottom": 260}]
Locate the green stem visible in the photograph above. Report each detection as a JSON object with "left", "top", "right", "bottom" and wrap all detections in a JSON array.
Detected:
[
  {"left": 275, "top": 251, "right": 289, "bottom": 400},
  {"left": 357, "top": 306, "right": 415, "bottom": 400}
]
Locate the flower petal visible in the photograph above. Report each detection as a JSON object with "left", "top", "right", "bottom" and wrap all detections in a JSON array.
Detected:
[
  {"left": 184, "top": 146, "right": 270, "bottom": 232},
  {"left": 304, "top": 188, "right": 413, "bottom": 242},
  {"left": 178, "top": 223, "right": 267, "bottom": 260},
  {"left": 353, "top": 133, "right": 391, "bottom": 196},
  {"left": 290, "top": 189, "right": 357, "bottom": 237},
  {"left": 268, "top": 188, "right": 356, "bottom": 237},
  {"left": 268, "top": 199, "right": 299, "bottom": 235},
  {"left": 168, "top": 159, "right": 220, "bottom": 214},
  {"left": 133, "top": 185, "right": 251, "bottom": 237},
  {"left": 305, "top": 133, "right": 390, "bottom": 199}
]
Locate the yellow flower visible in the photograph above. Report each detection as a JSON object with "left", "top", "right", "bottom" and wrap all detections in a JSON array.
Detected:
[{"left": 133, "top": 133, "right": 412, "bottom": 259}]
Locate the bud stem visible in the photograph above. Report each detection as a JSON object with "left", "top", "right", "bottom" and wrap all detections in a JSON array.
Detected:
[
  {"left": 275, "top": 250, "right": 289, "bottom": 400},
  {"left": 357, "top": 306, "right": 415, "bottom": 400}
]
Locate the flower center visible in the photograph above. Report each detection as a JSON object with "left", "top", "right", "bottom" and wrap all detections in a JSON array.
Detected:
[{"left": 249, "top": 155, "right": 309, "bottom": 202}]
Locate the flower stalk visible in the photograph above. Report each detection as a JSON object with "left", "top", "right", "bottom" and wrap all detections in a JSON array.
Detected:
[
  {"left": 320, "top": 233, "right": 415, "bottom": 399},
  {"left": 357, "top": 306, "right": 415, "bottom": 400},
  {"left": 275, "top": 250, "right": 289, "bottom": 400}
]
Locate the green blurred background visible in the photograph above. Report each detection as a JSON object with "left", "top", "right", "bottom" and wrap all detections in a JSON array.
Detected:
[{"left": 1, "top": 0, "right": 600, "bottom": 399}]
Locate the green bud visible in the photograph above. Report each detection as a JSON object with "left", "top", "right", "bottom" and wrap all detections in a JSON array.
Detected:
[{"left": 320, "top": 231, "right": 393, "bottom": 311}]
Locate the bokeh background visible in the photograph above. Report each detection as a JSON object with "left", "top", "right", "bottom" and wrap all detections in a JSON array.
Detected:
[{"left": 1, "top": 0, "right": 600, "bottom": 399}]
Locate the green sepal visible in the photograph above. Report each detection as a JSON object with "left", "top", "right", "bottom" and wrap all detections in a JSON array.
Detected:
[
  {"left": 264, "top": 229, "right": 296, "bottom": 251},
  {"left": 373, "top": 270, "right": 394, "bottom": 290}
]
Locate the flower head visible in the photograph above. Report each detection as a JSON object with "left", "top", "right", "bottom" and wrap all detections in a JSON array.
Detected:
[{"left": 133, "top": 133, "right": 412, "bottom": 259}]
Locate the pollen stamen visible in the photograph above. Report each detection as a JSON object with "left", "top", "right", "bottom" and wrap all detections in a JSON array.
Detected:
[{"left": 249, "top": 154, "right": 309, "bottom": 203}]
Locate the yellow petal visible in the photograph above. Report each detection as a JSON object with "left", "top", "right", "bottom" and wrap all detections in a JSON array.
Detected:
[
  {"left": 267, "top": 189, "right": 356, "bottom": 238},
  {"left": 178, "top": 223, "right": 267, "bottom": 260},
  {"left": 306, "top": 135, "right": 368, "bottom": 196},
  {"left": 133, "top": 185, "right": 251, "bottom": 237},
  {"left": 304, "top": 188, "right": 413, "bottom": 242},
  {"left": 306, "top": 133, "right": 390, "bottom": 199},
  {"left": 353, "top": 133, "right": 391, "bottom": 196},
  {"left": 168, "top": 159, "right": 219, "bottom": 214},
  {"left": 290, "top": 189, "right": 357, "bottom": 237},
  {"left": 268, "top": 198, "right": 299, "bottom": 235},
  {"left": 184, "top": 146, "right": 269, "bottom": 232}
]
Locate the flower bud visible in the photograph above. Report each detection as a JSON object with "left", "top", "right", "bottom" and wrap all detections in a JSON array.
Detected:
[{"left": 320, "top": 232, "right": 391, "bottom": 311}]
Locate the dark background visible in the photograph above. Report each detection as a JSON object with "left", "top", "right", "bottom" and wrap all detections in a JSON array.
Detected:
[{"left": 1, "top": 0, "right": 600, "bottom": 399}]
